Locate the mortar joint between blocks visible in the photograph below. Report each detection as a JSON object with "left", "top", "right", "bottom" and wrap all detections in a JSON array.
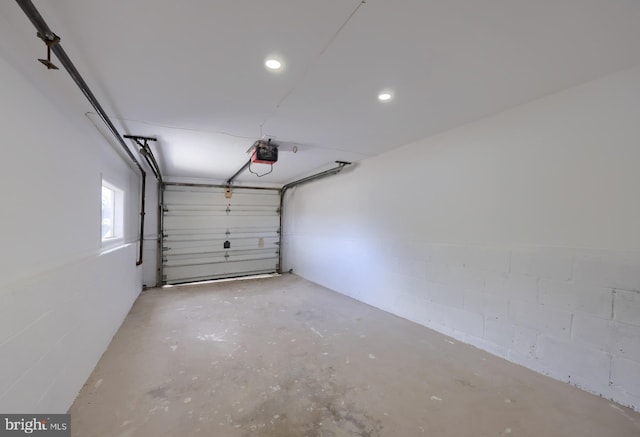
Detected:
[
  {"left": 608, "top": 354, "right": 614, "bottom": 387},
  {"left": 611, "top": 289, "right": 616, "bottom": 321},
  {"left": 534, "top": 333, "right": 542, "bottom": 359},
  {"left": 569, "top": 313, "right": 575, "bottom": 339}
]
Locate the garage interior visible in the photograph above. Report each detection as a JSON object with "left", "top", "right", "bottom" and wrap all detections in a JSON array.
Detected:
[{"left": 1, "top": 0, "right": 639, "bottom": 436}]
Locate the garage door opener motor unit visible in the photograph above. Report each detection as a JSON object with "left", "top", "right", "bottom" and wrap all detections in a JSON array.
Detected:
[{"left": 249, "top": 139, "right": 278, "bottom": 177}]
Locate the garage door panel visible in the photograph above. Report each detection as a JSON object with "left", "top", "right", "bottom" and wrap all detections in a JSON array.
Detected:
[
  {"left": 163, "top": 215, "right": 279, "bottom": 231},
  {"left": 164, "top": 248, "right": 278, "bottom": 266},
  {"left": 162, "top": 184, "right": 280, "bottom": 284},
  {"left": 164, "top": 237, "right": 280, "bottom": 255},
  {"left": 165, "top": 229, "right": 279, "bottom": 241},
  {"left": 164, "top": 189, "right": 279, "bottom": 206},
  {"left": 164, "top": 205, "right": 279, "bottom": 216},
  {"left": 164, "top": 258, "right": 278, "bottom": 284}
]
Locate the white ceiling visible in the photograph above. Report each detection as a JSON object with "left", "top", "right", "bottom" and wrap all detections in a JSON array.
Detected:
[{"left": 2, "top": 0, "right": 640, "bottom": 185}]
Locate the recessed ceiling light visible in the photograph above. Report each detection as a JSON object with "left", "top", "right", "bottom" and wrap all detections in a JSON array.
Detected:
[
  {"left": 265, "top": 58, "right": 282, "bottom": 71},
  {"left": 378, "top": 91, "right": 393, "bottom": 102}
]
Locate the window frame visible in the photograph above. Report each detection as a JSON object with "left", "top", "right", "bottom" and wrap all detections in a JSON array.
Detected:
[{"left": 101, "top": 179, "right": 125, "bottom": 246}]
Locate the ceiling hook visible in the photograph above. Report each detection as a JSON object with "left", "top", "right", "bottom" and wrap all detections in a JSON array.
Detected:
[{"left": 36, "top": 31, "right": 60, "bottom": 70}]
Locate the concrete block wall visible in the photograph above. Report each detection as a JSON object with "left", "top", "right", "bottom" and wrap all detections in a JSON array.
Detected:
[
  {"left": 283, "top": 65, "right": 640, "bottom": 410},
  {"left": 429, "top": 246, "right": 640, "bottom": 408},
  {"left": 0, "top": 29, "right": 146, "bottom": 412},
  {"left": 286, "top": 237, "right": 640, "bottom": 409},
  {"left": 0, "top": 245, "right": 141, "bottom": 412}
]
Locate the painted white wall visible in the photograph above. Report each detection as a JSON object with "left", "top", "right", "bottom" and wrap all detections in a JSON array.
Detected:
[
  {"left": 0, "top": 50, "right": 145, "bottom": 411},
  {"left": 142, "top": 177, "right": 160, "bottom": 288},
  {"left": 283, "top": 65, "right": 640, "bottom": 410}
]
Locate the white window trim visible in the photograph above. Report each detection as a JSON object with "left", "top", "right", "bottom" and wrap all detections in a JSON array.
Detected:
[{"left": 101, "top": 179, "right": 125, "bottom": 248}]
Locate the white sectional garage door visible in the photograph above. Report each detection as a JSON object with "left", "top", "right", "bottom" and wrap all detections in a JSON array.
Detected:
[{"left": 162, "top": 184, "right": 280, "bottom": 284}]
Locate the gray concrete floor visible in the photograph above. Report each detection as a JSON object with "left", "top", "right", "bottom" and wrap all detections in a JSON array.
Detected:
[{"left": 70, "top": 274, "right": 640, "bottom": 436}]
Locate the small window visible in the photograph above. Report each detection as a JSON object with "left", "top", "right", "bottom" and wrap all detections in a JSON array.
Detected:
[{"left": 102, "top": 180, "right": 124, "bottom": 242}]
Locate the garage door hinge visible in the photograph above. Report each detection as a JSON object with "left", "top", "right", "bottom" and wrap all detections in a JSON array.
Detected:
[
  {"left": 225, "top": 206, "right": 231, "bottom": 215},
  {"left": 224, "top": 252, "right": 230, "bottom": 260},
  {"left": 225, "top": 229, "right": 230, "bottom": 236},
  {"left": 162, "top": 247, "right": 171, "bottom": 251}
]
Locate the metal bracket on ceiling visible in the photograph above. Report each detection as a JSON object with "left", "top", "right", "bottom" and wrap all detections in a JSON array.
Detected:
[
  {"left": 36, "top": 31, "right": 60, "bottom": 69},
  {"left": 124, "top": 135, "right": 163, "bottom": 182},
  {"left": 124, "top": 134, "right": 157, "bottom": 150}
]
